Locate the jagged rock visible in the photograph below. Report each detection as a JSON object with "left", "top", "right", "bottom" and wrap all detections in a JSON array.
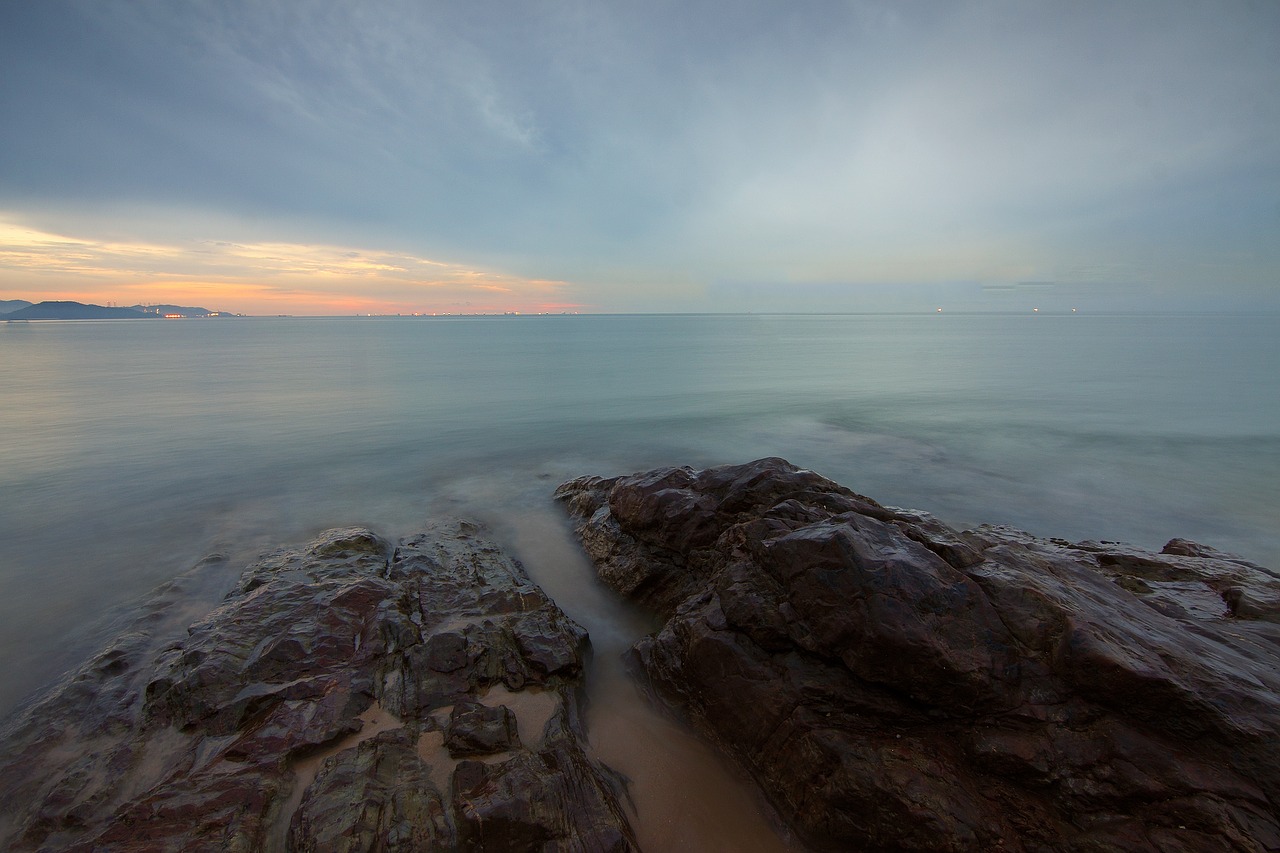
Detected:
[
  {"left": 290, "top": 728, "right": 454, "bottom": 852},
  {"left": 557, "top": 457, "right": 1280, "bottom": 852},
  {"left": 451, "top": 729, "right": 637, "bottom": 853},
  {"left": 0, "top": 521, "right": 637, "bottom": 852},
  {"left": 445, "top": 700, "right": 521, "bottom": 757}
]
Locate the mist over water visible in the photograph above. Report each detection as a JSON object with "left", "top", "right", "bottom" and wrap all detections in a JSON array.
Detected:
[{"left": 2, "top": 313, "right": 1277, "bottom": 847}]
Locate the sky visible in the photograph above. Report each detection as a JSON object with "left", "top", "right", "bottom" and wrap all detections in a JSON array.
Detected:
[{"left": 1, "top": 0, "right": 1277, "bottom": 315}]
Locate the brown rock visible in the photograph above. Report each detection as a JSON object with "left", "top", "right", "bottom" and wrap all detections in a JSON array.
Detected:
[
  {"left": 0, "top": 521, "right": 637, "bottom": 852},
  {"left": 445, "top": 700, "right": 520, "bottom": 757},
  {"left": 558, "top": 458, "right": 1280, "bottom": 852},
  {"left": 289, "top": 729, "right": 453, "bottom": 852}
]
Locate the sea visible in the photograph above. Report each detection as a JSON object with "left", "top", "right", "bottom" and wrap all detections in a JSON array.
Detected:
[{"left": 2, "top": 312, "right": 1277, "bottom": 850}]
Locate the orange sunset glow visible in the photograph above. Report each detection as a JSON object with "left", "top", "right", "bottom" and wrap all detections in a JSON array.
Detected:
[{"left": 0, "top": 220, "right": 584, "bottom": 315}]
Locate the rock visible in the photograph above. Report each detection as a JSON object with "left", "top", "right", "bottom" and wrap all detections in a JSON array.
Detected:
[
  {"left": 0, "top": 521, "right": 637, "bottom": 852},
  {"left": 557, "top": 457, "right": 1280, "bottom": 852},
  {"left": 451, "top": 736, "right": 636, "bottom": 853},
  {"left": 290, "top": 728, "right": 453, "bottom": 852},
  {"left": 445, "top": 700, "right": 521, "bottom": 757}
]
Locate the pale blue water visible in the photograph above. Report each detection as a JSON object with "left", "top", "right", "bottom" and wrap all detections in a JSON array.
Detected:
[
  {"left": 2, "top": 312, "right": 1277, "bottom": 847},
  {"left": 2, "top": 313, "right": 1278, "bottom": 719}
]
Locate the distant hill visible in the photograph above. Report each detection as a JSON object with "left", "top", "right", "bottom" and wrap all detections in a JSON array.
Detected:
[
  {"left": 2, "top": 300, "right": 239, "bottom": 320},
  {"left": 0, "top": 299, "right": 33, "bottom": 314},
  {"left": 129, "top": 304, "right": 238, "bottom": 317},
  {"left": 2, "top": 301, "right": 157, "bottom": 320}
]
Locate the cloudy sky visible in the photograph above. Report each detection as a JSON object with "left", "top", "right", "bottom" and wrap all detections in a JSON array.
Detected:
[{"left": 2, "top": 1, "right": 1277, "bottom": 314}]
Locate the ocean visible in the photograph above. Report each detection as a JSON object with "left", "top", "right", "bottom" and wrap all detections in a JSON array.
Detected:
[{"left": 2, "top": 312, "right": 1277, "bottom": 849}]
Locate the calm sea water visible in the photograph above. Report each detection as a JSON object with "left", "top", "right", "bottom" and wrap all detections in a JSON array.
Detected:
[{"left": 2, "top": 313, "right": 1277, "bottom": 848}]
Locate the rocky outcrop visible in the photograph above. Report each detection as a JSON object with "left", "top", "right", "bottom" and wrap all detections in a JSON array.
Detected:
[
  {"left": 0, "top": 521, "right": 636, "bottom": 852},
  {"left": 557, "top": 458, "right": 1280, "bottom": 852}
]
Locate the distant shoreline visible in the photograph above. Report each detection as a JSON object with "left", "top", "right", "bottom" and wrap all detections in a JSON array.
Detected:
[
  {"left": 5, "top": 305, "right": 1277, "bottom": 321},
  {"left": 1, "top": 300, "right": 239, "bottom": 321}
]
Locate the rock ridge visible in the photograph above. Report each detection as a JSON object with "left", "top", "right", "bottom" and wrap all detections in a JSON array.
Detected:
[
  {"left": 557, "top": 457, "right": 1280, "bottom": 852},
  {"left": 0, "top": 521, "right": 637, "bottom": 852}
]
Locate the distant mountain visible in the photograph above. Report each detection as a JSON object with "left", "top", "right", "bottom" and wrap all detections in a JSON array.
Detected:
[
  {"left": 0, "top": 299, "right": 33, "bottom": 314},
  {"left": 129, "top": 304, "right": 238, "bottom": 317},
  {"left": 2, "top": 301, "right": 156, "bottom": 320}
]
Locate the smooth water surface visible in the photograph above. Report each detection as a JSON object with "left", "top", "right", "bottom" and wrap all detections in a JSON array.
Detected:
[{"left": 2, "top": 312, "right": 1277, "bottom": 847}]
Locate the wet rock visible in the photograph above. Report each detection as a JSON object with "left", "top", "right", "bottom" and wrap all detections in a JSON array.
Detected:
[
  {"left": 558, "top": 457, "right": 1280, "bottom": 852},
  {"left": 289, "top": 729, "right": 454, "bottom": 852},
  {"left": 451, "top": 724, "right": 636, "bottom": 853},
  {"left": 0, "top": 521, "right": 636, "bottom": 852},
  {"left": 445, "top": 700, "right": 520, "bottom": 757}
]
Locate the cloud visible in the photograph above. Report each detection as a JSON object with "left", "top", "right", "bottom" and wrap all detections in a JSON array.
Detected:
[
  {"left": 0, "top": 218, "right": 577, "bottom": 314},
  {"left": 1, "top": 0, "right": 1277, "bottom": 311}
]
